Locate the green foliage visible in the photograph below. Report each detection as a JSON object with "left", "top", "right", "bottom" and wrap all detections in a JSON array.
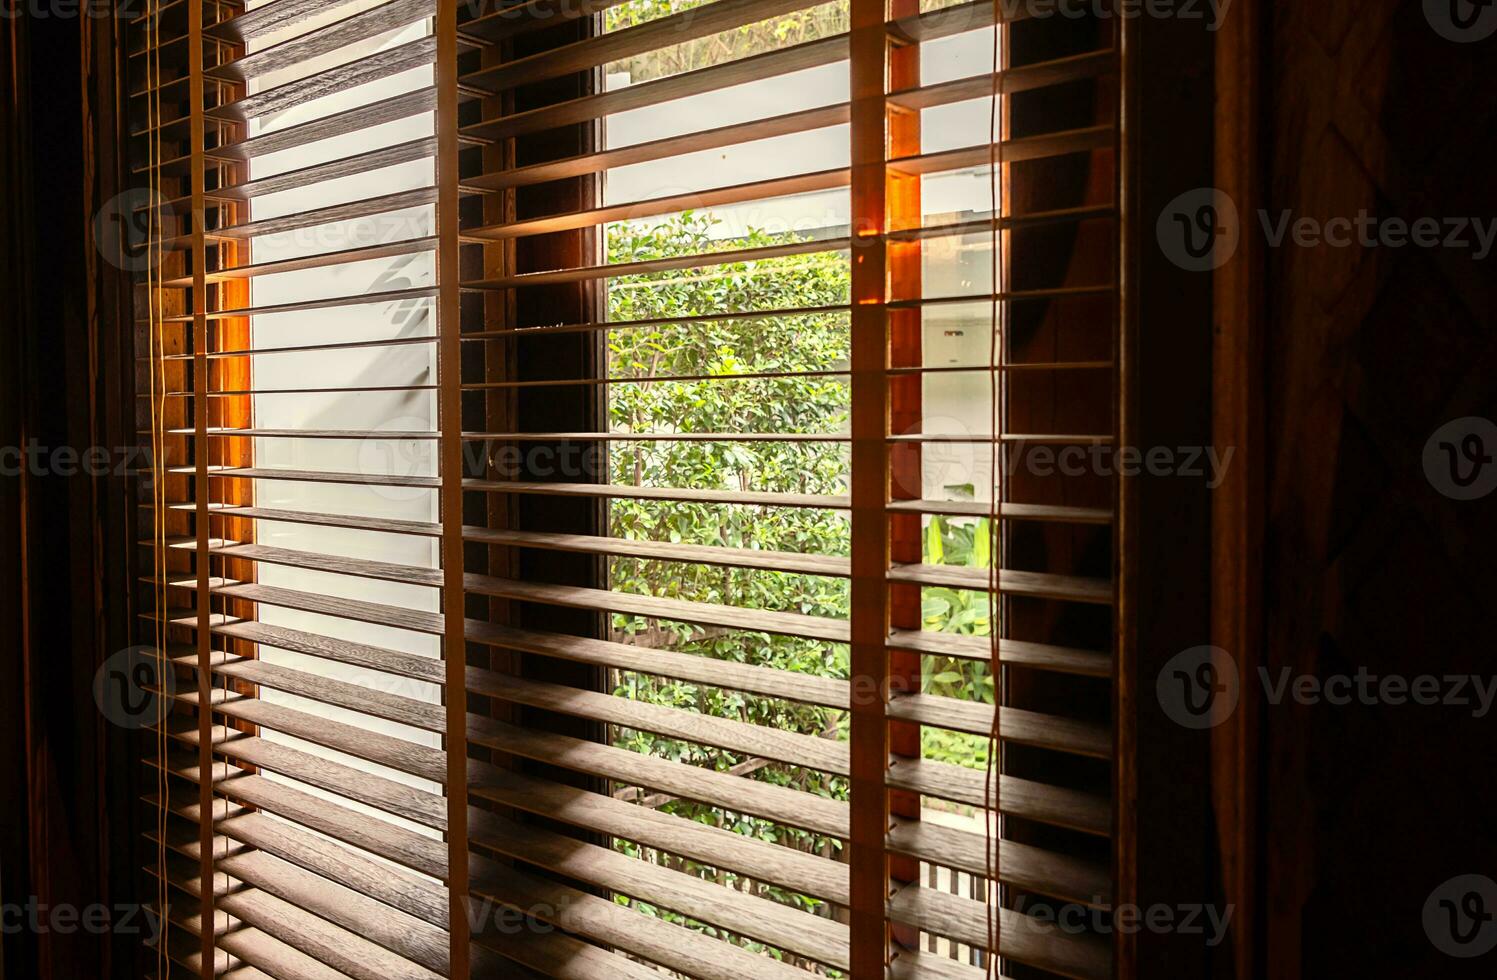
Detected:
[
  {"left": 603, "top": 211, "right": 1000, "bottom": 962},
  {"left": 604, "top": 1, "right": 849, "bottom": 82},
  {"left": 605, "top": 212, "right": 851, "bottom": 955}
]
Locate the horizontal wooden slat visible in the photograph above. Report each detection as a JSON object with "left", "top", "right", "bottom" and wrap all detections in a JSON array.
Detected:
[
  {"left": 464, "top": 573, "right": 847, "bottom": 642},
  {"left": 207, "top": 0, "right": 432, "bottom": 83},
  {"left": 463, "top": 124, "right": 1106, "bottom": 244},
  {"left": 172, "top": 685, "right": 446, "bottom": 782},
  {"left": 465, "top": 620, "right": 845, "bottom": 706},
  {"left": 887, "top": 563, "right": 1112, "bottom": 605},
  {"left": 468, "top": 665, "right": 845, "bottom": 773},
  {"left": 215, "top": 919, "right": 355, "bottom": 980},
  {"left": 456, "top": 0, "right": 628, "bottom": 44},
  {"left": 888, "top": 0, "right": 1025, "bottom": 43},
  {"left": 166, "top": 722, "right": 446, "bottom": 836},
  {"left": 463, "top": 429, "right": 843, "bottom": 442},
  {"left": 199, "top": 541, "right": 442, "bottom": 588},
  {"left": 461, "top": 35, "right": 846, "bottom": 144},
  {"left": 461, "top": 304, "right": 850, "bottom": 340},
  {"left": 144, "top": 820, "right": 249, "bottom": 864},
  {"left": 462, "top": 367, "right": 846, "bottom": 390},
  {"left": 210, "top": 88, "right": 438, "bottom": 164},
  {"left": 886, "top": 432, "right": 1112, "bottom": 445},
  {"left": 189, "top": 187, "right": 435, "bottom": 246},
  {"left": 890, "top": 125, "right": 1113, "bottom": 180},
  {"left": 888, "top": 884, "right": 1111, "bottom": 980},
  {"left": 168, "top": 797, "right": 448, "bottom": 927},
  {"left": 158, "top": 384, "right": 436, "bottom": 398},
  {"left": 889, "top": 949, "right": 990, "bottom": 980},
  {"left": 466, "top": 49, "right": 1113, "bottom": 193},
  {"left": 465, "top": 102, "right": 850, "bottom": 192},
  {"left": 217, "top": 849, "right": 448, "bottom": 974},
  {"left": 212, "top": 580, "right": 445, "bottom": 635},
  {"left": 211, "top": 618, "right": 444, "bottom": 682},
  {"left": 209, "top": 37, "right": 439, "bottom": 122},
  {"left": 887, "top": 49, "right": 1115, "bottom": 112},
  {"left": 465, "top": 236, "right": 848, "bottom": 290},
  {"left": 887, "top": 628, "right": 1110, "bottom": 677},
  {"left": 462, "top": 0, "right": 823, "bottom": 93},
  {"left": 469, "top": 860, "right": 811, "bottom": 980},
  {"left": 888, "top": 498, "right": 1112, "bottom": 524},
  {"left": 153, "top": 337, "right": 438, "bottom": 363},
  {"left": 214, "top": 657, "right": 443, "bottom": 731},
  {"left": 187, "top": 770, "right": 448, "bottom": 879},
  {"left": 465, "top": 478, "right": 841, "bottom": 510},
  {"left": 468, "top": 715, "right": 846, "bottom": 837},
  {"left": 885, "top": 818, "right": 1110, "bottom": 908},
  {"left": 218, "top": 886, "right": 445, "bottom": 980},
  {"left": 465, "top": 526, "right": 846, "bottom": 576},
  {"left": 470, "top": 811, "right": 848, "bottom": 968},
  {"left": 189, "top": 427, "right": 438, "bottom": 439},
  {"left": 467, "top": 669, "right": 1103, "bottom": 834},
  {"left": 205, "top": 0, "right": 360, "bottom": 44},
  {"left": 159, "top": 285, "right": 436, "bottom": 323},
  {"left": 473, "top": 926, "right": 662, "bottom": 980},
  {"left": 887, "top": 283, "right": 1114, "bottom": 311},
  {"left": 885, "top": 758, "right": 1110, "bottom": 837},
  {"left": 162, "top": 237, "right": 436, "bottom": 289},
  {"left": 469, "top": 765, "right": 846, "bottom": 903},
  {"left": 887, "top": 696, "right": 1111, "bottom": 759},
  {"left": 465, "top": 167, "right": 849, "bottom": 241},
  {"left": 191, "top": 138, "right": 436, "bottom": 206},
  {"left": 187, "top": 465, "right": 439, "bottom": 489},
  {"left": 179, "top": 503, "right": 442, "bottom": 538}
]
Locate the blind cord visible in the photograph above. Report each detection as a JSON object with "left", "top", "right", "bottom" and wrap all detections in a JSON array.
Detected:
[{"left": 985, "top": 2, "right": 1003, "bottom": 976}]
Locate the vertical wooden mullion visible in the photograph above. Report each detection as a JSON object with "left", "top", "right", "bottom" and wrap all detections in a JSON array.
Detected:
[
  {"left": 187, "top": 0, "right": 216, "bottom": 975},
  {"left": 1114, "top": 8, "right": 1139, "bottom": 978},
  {"left": 436, "top": 2, "right": 471, "bottom": 977},
  {"left": 885, "top": 0, "right": 925, "bottom": 963},
  {"left": 849, "top": 0, "right": 892, "bottom": 975}
]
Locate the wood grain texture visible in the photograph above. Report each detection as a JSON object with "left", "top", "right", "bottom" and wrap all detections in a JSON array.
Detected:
[
  {"left": 470, "top": 811, "right": 848, "bottom": 968},
  {"left": 885, "top": 758, "right": 1110, "bottom": 837},
  {"left": 208, "top": 0, "right": 432, "bottom": 83},
  {"left": 462, "top": 0, "right": 823, "bottom": 93},
  {"left": 463, "top": 572, "right": 847, "bottom": 642},
  {"left": 218, "top": 849, "right": 448, "bottom": 973},
  {"left": 220, "top": 811, "right": 448, "bottom": 927},
  {"left": 468, "top": 860, "right": 813, "bottom": 980},
  {"left": 468, "top": 715, "right": 847, "bottom": 837},
  {"left": 464, "top": 620, "right": 847, "bottom": 706},
  {"left": 468, "top": 765, "right": 847, "bottom": 902},
  {"left": 887, "top": 885, "right": 1110, "bottom": 980},
  {"left": 217, "top": 886, "right": 445, "bottom": 980},
  {"left": 886, "top": 818, "right": 1110, "bottom": 908}
]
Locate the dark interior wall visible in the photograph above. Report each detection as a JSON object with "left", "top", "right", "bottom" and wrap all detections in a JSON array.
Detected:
[
  {"left": 1259, "top": 2, "right": 1497, "bottom": 976},
  {"left": 0, "top": 8, "right": 139, "bottom": 979}
]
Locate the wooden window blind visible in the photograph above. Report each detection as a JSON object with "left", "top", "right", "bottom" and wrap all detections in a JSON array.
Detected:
[{"left": 130, "top": 2, "right": 1121, "bottom": 978}]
